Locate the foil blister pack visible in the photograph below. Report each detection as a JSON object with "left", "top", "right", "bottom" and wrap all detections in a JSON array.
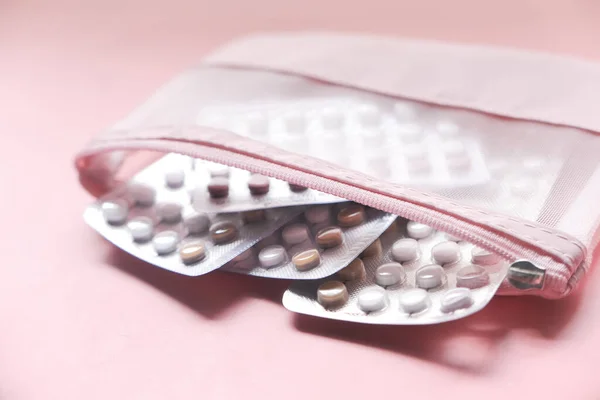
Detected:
[
  {"left": 222, "top": 204, "right": 397, "bottom": 279},
  {"left": 283, "top": 219, "right": 509, "bottom": 324}
]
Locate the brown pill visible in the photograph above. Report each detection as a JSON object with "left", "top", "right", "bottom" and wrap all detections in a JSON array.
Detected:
[
  {"left": 179, "top": 241, "right": 206, "bottom": 265},
  {"left": 248, "top": 174, "right": 270, "bottom": 195},
  {"left": 242, "top": 209, "right": 266, "bottom": 224},
  {"left": 360, "top": 238, "right": 382, "bottom": 258},
  {"left": 208, "top": 177, "right": 229, "bottom": 198},
  {"left": 288, "top": 183, "right": 308, "bottom": 192},
  {"left": 292, "top": 249, "right": 321, "bottom": 271},
  {"left": 337, "top": 204, "right": 366, "bottom": 227},
  {"left": 317, "top": 281, "right": 349, "bottom": 309},
  {"left": 209, "top": 221, "right": 239, "bottom": 244},
  {"left": 316, "top": 226, "right": 343, "bottom": 249},
  {"left": 336, "top": 258, "right": 366, "bottom": 281}
]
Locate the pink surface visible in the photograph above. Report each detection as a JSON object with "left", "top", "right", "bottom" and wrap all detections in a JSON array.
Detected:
[{"left": 1, "top": 1, "right": 600, "bottom": 399}]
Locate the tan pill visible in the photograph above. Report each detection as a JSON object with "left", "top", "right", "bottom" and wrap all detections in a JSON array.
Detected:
[
  {"left": 315, "top": 226, "right": 343, "bottom": 249},
  {"left": 360, "top": 238, "right": 382, "bottom": 258},
  {"left": 288, "top": 183, "right": 308, "bottom": 192},
  {"left": 242, "top": 209, "right": 266, "bottom": 224},
  {"left": 248, "top": 174, "right": 270, "bottom": 195},
  {"left": 210, "top": 221, "right": 239, "bottom": 244},
  {"left": 208, "top": 177, "right": 229, "bottom": 198},
  {"left": 179, "top": 242, "right": 206, "bottom": 265},
  {"left": 337, "top": 204, "right": 366, "bottom": 227},
  {"left": 336, "top": 258, "right": 366, "bottom": 281},
  {"left": 292, "top": 249, "right": 321, "bottom": 271},
  {"left": 317, "top": 281, "right": 349, "bottom": 309}
]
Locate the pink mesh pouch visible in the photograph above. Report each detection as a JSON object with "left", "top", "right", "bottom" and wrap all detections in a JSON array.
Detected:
[{"left": 75, "top": 32, "right": 600, "bottom": 299}]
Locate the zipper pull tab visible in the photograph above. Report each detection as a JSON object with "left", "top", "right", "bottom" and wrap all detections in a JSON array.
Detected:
[{"left": 507, "top": 260, "right": 546, "bottom": 290}]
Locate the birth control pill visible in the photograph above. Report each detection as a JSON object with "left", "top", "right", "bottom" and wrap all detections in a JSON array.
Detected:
[
  {"left": 292, "top": 249, "right": 321, "bottom": 271},
  {"left": 165, "top": 168, "right": 185, "bottom": 188},
  {"left": 248, "top": 175, "right": 270, "bottom": 195},
  {"left": 101, "top": 199, "right": 128, "bottom": 225},
  {"left": 209, "top": 165, "right": 230, "bottom": 178},
  {"left": 127, "top": 216, "right": 154, "bottom": 242},
  {"left": 242, "top": 209, "right": 266, "bottom": 224},
  {"left": 156, "top": 202, "right": 182, "bottom": 223},
  {"left": 209, "top": 221, "right": 238, "bottom": 244},
  {"left": 393, "top": 102, "right": 416, "bottom": 120},
  {"left": 317, "top": 281, "right": 349, "bottom": 309},
  {"left": 416, "top": 264, "right": 445, "bottom": 289},
  {"left": 357, "top": 287, "right": 388, "bottom": 313},
  {"left": 179, "top": 241, "right": 206, "bottom": 264},
  {"left": 305, "top": 205, "right": 331, "bottom": 225},
  {"left": 396, "top": 123, "right": 423, "bottom": 143},
  {"left": 232, "top": 248, "right": 254, "bottom": 263},
  {"left": 282, "top": 223, "right": 310, "bottom": 246},
  {"left": 258, "top": 245, "right": 287, "bottom": 268},
  {"left": 315, "top": 226, "right": 343, "bottom": 249},
  {"left": 288, "top": 183, "right": 308, "bottom": 192},
  {"left": 283, "top": 111, "right": 307, "bottom": 133},
  {"left": 320, "top": 107, "right": 345, "bottom": 129},
  {"left": 356, "top": 104, "right": 380, "bottom": 126},
  {"left": 456, "top": 265, "right": 490, "bottom": 289},
  {"left": 208, "top": 177, "right": 229, "bottom": 198},
  {"left": 184, "top": 213, "right": 210, "bottom": 235},
  {"left": 399, "top": 288, "right": 429, "bottom": 314},
  {"left": 361, "top": 238, "right": 382, "bottom": 258},
  {"left": 432, "top": 241, "right": 461, "bottom": 265},
  {"left": 336, "top": 258, "right": 366, "bottom": 281},
  {"left": 337, "top": 204, "right": 366, "bottom": 227},
  {"left": 245, "top": 112, "right": 269, "bottom": 135},
  {"left": 391, "top": 238, "right": 419, "bottom": 262},
  {"left": 153, "top": 231, "right": 179, "bottom": 255},
  {"left": 407, "top": 221, "right": 433, "bottom": 239},
  {"left": 375, "top": 263, "right": 406, "bottom": 287},
  {"left": 128, "top": 183, "right": 156, "bottom": 206},
  {"left": 436, "top": 121, "right": 459, "bottom": 136},
  {"left": 471, "top": 247, "right": 501, "bottom": 265},
  {"left": 440, "top": 288, "right": 473, "bottom": 313}
]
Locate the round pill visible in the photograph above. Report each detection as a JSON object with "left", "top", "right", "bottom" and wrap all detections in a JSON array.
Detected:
[
  {"left": 258, "top": 245, "right": 287, "bottom": 268},
  {"left": 283, "top": 111, "right": 307, "bottom": 133},
  {"left": 305, "top": 205, "right": 331, "bottom": 225},
  {"left": 179, "top": 241, "right": 206, "bottom": 264},
  {"left": 440, "top": 288, "right": 473, "bottom": 313},
  {"left": 407, "top": 221, "right": 434, "bottom": 239},
  {"left": 357, "top": 287, "right": 388, "bottom": 313},
  {"left": 445, "top": 233, "right": 462, "bottom": 242},
  {"left": 393, "top": 102, "right": 416, "bottom": 120},
  {"left": 337, "top": 204, "right": 366, "bottom": 227},
  {"left": 282, "top": 223, "right": 310, "bottom": 246},
  {"left": 471, "top": 247, "right": 501, "bottom": 265},
  {"left": 443, "top": 140, "right": 468, "bottom": 159},
  {"left": 288, "top": 183, "right": 308, "bottom": 192},
  {"left": 184, "top": 213, "right": 210, "bottom": 235},
  {"left": 208, "top": 177, "right": 229, "bottom": 198},
  {"left": 456, "top": 265, "right": 490, "bottom": 289},
  {"left": 127, "top": 216, "right": 154, "bottom": 242},
  {"left": 101, "top": 199, "right": 128, "bottom": 225},
  {"left": 128, "top": 183, "right": 156, "bottom": 206},
  {"left": 245, "top": 112, "right": 269, "bottom": 135},
  {"left": 242, "top": 209, "right": 266, "bottom": 224},
  {"left": 315, "top": 226, "right": 343, "bottom": 249},
  {"left": 320, "top": 107, "right": 345, "bottom": 129},
  {"left": 209, "top": 165, "right": 230, "bottom": 178},
  {"left": 317, "top": 281, "right": 349, "bottom": 309},
  {"left": 165, "top": 168, "right": 185, "bottom": 188},
  {"left": 209, "top": 221, "right": 238, "bottom": 244},
  {"left": 416, "top": 264, "right": 445, "bottom": 289},
  {"left": 397, "top": 123, "right": 423, "bottom": 143},
  {"left": 361, "top": 238, "right": 382, "bottom": 258},
  {"left": 156, "top": 203, "right": 182, "bottom": 223},
  {"left": 248, "top": 175, "right": 270, "bottom": 195},
  {"left": 436, "top": 121, "right": 459, "bottom": 136},
  {"left": 336, "top": 258, "right": 366, "bottom": 281},
  {"left": 292, "top": 249, "right": 321, "bottom": 271},
  {"left": 375, "top": 263, "right": 406, "bottom": 287},
  {"left": 432, "top": 241, "right": 461, "bottom": 265},
  {"left": 356, "top": 104, "right": 380, "bottom": 126},
  {"left": 153, "top": 231, "right": 179, "bottom": 255},
  {"left": 232, "top": 248, "right": 254, "bottom": 263},
  {"left": 447, "top": 155, "right": 472, "bottom": 173},
  {"left": 399, "top": 288, "right": 429, "bottom": 314},
  {"left": 391, "top": 238, "right": 419, "bottom": 262}
]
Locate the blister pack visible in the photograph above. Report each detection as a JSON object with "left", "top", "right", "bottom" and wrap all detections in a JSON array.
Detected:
[
  {"left": 283, "top": 218, "right": 509, "bottom": 324},
  {"left": 222, "top": 203, "right": 397, "bottom": 279}
]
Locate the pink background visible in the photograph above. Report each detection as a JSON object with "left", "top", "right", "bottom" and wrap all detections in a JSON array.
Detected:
[{"left": 2, "top": 1, "right": 600, "bottom": 399}]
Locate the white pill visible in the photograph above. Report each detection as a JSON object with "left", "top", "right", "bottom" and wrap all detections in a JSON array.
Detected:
[
  {"left": 184, "top": 213, "right": 210, "bottom": 235},
  {"left": 209, "top": 165, "right": 230, "bottom": 178},
  {"left": 245, "top": 112, "right": 269, "bottom": 135},
  {"left": 396, "top": 123, "right": 423, "bottom": 143},
  {"left": 375, "top": 263, "right": 406, "bottom": 287},
  {"left": 356, "top": 104, "right": 381, "bottom": 126},
  {"left": 440, "top": 288, "right": 473, "bottom": 313},
  {"left": 445, "top": 233, "right": 462, "bottom": 242},
  {"left": 391, "top": 238, "right": 419, "bottom": 262},
  {"left": 320, "top": 107, "right": 345, "bottom": 129},
  {"left": 399, "top": 288, "right": 429, "bottom": 314},
  {"left": 436, "top": 121, "right": 459, "bottom": 136},
  {"left": 432, "top": 241, "right": 461, "bottom": 265},
  {"left": 471, "top": 247, "right": 501, "bottom": 265},
  {"left": 156, "top": 203, "right": 182, "bottom": 223},
  {"left": 402, "top": 146, "right": 431, "bottom": 174},
  {"left": 305, "top": 205, "right": 331, "bottom": 225},
  {"left": 127, "top": 216, "right": 154, "bottom": 242},
  {"left": 357, "top": 287, "right": 388, "bottom": 313},
  {"left": 407, "top": 221, "right": 434, "bottom": 239},
  {"left": 258, "top": 245, "right": 287, "bottom": 269},
  {"left": 456, "top": 265, "right": 490, "bottom": 289},
  {"left": 153, "top": 231, "right": 179, "bottom": 255},
  {"left": 447, "top": 155, "right": 472, "bottom": 173},
  {"left": 128, "top": 183, "right": 156, "bottom": 206},
  {"left": 393, "top": 102, "right": 416, "bottom": 120},
  {"left": 416, "top": 264, "right": 445, "bottom": 289},
  {"left": 283, "top": 111, "right": 307, "bottom": 133},
  {"left": 165, "top": 169, "right": 185, "bottom": 188},
  {"left": 101, "top": 199, "right": 128, "bottom": 225},
  {"left": 282, "top": 223, "right": 310, "bottom": 246}
]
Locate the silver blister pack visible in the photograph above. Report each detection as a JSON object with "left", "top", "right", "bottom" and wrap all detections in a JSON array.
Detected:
[
  {"left": 222, "top": 204, "right": 397, "bottom": 279},
  {"left": 283, "top": 219, "right": 509, "bottom": 324}
]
